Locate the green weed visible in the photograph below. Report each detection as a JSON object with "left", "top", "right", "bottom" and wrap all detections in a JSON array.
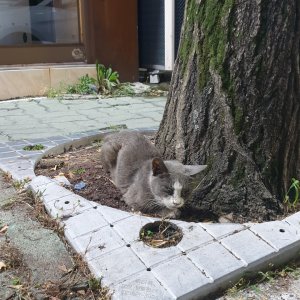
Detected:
[
  {"left": 23, "top": 144, "right": 45, "bottom": 151},
  {"left": 284, "top": 178, "right": 300, "bottom": 210},
  {"left": 96, "top": 62, "right": 120, "bottom": 94},
  {"left": 72, "top": 168, "right": 86, "bottom": 175},
  {"left": 66, "top": 74, "right": 97, "bottom": 95}
]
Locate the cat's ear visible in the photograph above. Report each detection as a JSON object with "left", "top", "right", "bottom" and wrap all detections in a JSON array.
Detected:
[
  {"left": 183, "top": 165, "right": 207, "bottom": 176},
  {"left": 152, "top": 158, "right": 169, "bottom": 176}
]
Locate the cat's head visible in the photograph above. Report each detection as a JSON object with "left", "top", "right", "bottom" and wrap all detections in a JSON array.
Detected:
[{"left": 150, "top": 158, "right": 207, "bottom": 211}]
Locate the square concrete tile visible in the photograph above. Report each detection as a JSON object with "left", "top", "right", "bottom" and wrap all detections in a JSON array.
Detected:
[
  {"left": 40, "top": 182, "right": 74, "bottom": 203},
  {"left": 200, "top": 223, "right": 246, "bottom": 239},
  {"left": 29, "top": 176, "right": 54, "bottom": 190},
  {"left": 112, "top": 270, "right": 174, "bottom": 300},
  {"left": 131, "top": 241, "right": 181, "bottom": 267},
  {"left": 96, "top": 204, "right": 133, "bottom": 223},
  {"left": 64, "top": 208, "right": 108, "bottom": 239},
  {"left": 152, "top": 256, "right": 212, "bottom": 300},
  {"left": 285, "top": 212, "right": 300, "bottom": 228},
  {"left": 45, "top": 194, "right": 93, "bottom": 218},
  {"left": 220, "top": 230, "right": 276, "bottom": 266},
  {"left": 114, "top": 215, "right": 153, "bottom": 243},
  {"left": 187, "top": 241, "right": 246, "bottom": 280},
  {"left": 177, "top": 222, "right": 214, "bottom": 251},
  {"left": 250, "top": 221, "right": 300, "bottom": 251},
  {"left": 71, "top": 225, "right": 125, "bottom": 258},
  {"left": 88, "top": 246, "right": 146, "bottom": 285}
]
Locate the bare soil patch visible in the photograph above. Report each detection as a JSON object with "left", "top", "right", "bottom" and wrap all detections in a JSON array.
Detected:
[{"left": 35, "top": 141, "right": 219, "bottom": 222}]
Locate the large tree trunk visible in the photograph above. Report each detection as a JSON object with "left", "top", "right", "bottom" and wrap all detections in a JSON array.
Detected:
[{"left": 155, "top": 0, "right": 300, "bottom": 222}]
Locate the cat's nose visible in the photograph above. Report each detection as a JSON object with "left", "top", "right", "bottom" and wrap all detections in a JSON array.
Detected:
[{"left": 173, "top": 198, "right": 184, "bottom": 207}]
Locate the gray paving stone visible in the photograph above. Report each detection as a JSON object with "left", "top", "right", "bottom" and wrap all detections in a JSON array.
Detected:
[
  {"left": 250, "top": 221, "right": 300, "bottom": 251},
  {"left": 113, "top": 215, "right": 154, "bottom": 243},
  {"left": 187, "top": 241, "right": 246, "bottom": 281},
  {"left": 201, "top": 223, "right": 246, "bottom": 239},
  {"left": 39, "top": 182, "right": 74, "bottom": 203},
  {"left": 29, "top": 175, "right": 54, "bottom": 190},
  {"left": 88, "top": 246, "right": 146, "bottom": 285},
  {"left": 44, "top": 193, "right": 93, "bottom": 219},
  {"left": 131, "top": 241, "right": 182, "bottom": 268},
  {"left": 5, "top": 140, "right": 30, "bottom": 147},
  {"left": 95, "top": 203, "right": 134, "bottom": 223},
  {"left": 177, "top": 222, "right": 214, "bottom": 252},
  {"left": 0, "top": 146, "right": 14, "bottom": 153},
  {"left": 284, "top": 212, "right": 300, "bottom": 227},
  {"left": 220, "top": 229, "right": 276, "bottom": 266},
  {"left": 64, "top": 208, "right": 108, "bottom": 239},
  {"left": 8, "top": 168, "right": 35, "bottom": 181},
  {"left": 112, "top": 270, "right": 174, "bottom": 300},
  {"left": 152, "top": 256, "right": 212, "bottom": 300},
  {"left": 76, "top": 226, "right": 125, "bottom": 259},
  {"left": 0, "top": 151, "right": 20, "bottom": 159},
  {"left": 16, "top": 150, "right": 44, "bottom": 157}
]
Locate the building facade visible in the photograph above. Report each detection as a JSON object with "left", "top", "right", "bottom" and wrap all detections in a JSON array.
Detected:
[{"left": 0, "top": 0, "right": 184, "bottom": 82}]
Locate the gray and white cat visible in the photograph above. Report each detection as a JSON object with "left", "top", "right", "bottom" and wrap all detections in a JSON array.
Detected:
[{"left": 100, "top": 131, "right": 207, "bottom": 218}]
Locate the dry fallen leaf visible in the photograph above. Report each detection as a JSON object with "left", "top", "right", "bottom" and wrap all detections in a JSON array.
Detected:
[
  {"left": 78, "top": 290, "right": 86, "bottom": 295},
  {"left": 8, "top": 285, "right": 23, "bottom": 290},
  {"left": 0, "top": 261, "right": 7, "bottom": 271},
  {"left": 0, "top": 224, "right": 8, "bottom": 234}
]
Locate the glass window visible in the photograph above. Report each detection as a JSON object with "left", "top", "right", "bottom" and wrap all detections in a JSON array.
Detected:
[{"left": 0, "top": 0, "right": 80, "bottom": 45}]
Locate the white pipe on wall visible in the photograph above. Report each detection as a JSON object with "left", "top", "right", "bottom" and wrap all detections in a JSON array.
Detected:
[{"left": 164, "top": 0, "right": 175, "bottom": 70}]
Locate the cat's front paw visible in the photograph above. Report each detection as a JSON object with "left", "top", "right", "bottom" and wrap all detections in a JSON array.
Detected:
[{"left": 161, "top": 209, "right": 181, "bottom": 219}]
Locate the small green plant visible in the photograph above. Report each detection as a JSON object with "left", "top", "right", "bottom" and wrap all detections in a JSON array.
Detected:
[
  {"left": 13, "top": 178, "right": 31, "bottom": 190},
  {"left": 46, "top": 87, "right": 60, "bottom": 98},
  {"left": 23, "top": 144, "right": 45, "bottom": 151},
  {"left": 11, "top": 277, "right": 21, "bottom": 285},
  {"left": 67, "top": 74, "right": 97, "bottom": 95},
  {"left": 284, "top": 178, "right": 300, "bottom": 209},
  {"left": 72, "top": 167, "right": 86, "bottom": 175},
  {"left": 96, "top": 62, "right": 120, "bottom": 94},
  {"left": 88, "top": 277, "right": 101, "bottom": 291},
  {"left": 112, "top": 83, "right": 135, "bottom": 97}
]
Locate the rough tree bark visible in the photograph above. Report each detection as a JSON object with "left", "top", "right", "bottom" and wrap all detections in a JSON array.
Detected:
[{"left": 155, "top": 0, "right": 300, "bottom": 222}]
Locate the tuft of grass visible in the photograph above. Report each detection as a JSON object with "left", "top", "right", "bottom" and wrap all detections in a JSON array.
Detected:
[
  {"left": 284, "top": 178, "right": 300, "bottom": 210},
  {"left": 23, "top": 144, "right": 45, "bottom": 151},
  {"left": 72, "top": 168, "right": 86, "bottom": 175},
  {"left": 12, "top": 178, "right": 31, "bottom": 191},
  {"left": 111, "top": 83, "right": 135, "bottom": 97}
]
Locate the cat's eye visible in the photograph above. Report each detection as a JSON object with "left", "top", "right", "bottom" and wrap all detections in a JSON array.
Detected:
[{"left": 166, "top": 187, "right": 174, "bottom": 195}]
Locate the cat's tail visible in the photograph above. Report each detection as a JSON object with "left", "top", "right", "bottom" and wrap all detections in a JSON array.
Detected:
[{"left": 100, "top": 139, "right": 122, "bottom": 173}]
